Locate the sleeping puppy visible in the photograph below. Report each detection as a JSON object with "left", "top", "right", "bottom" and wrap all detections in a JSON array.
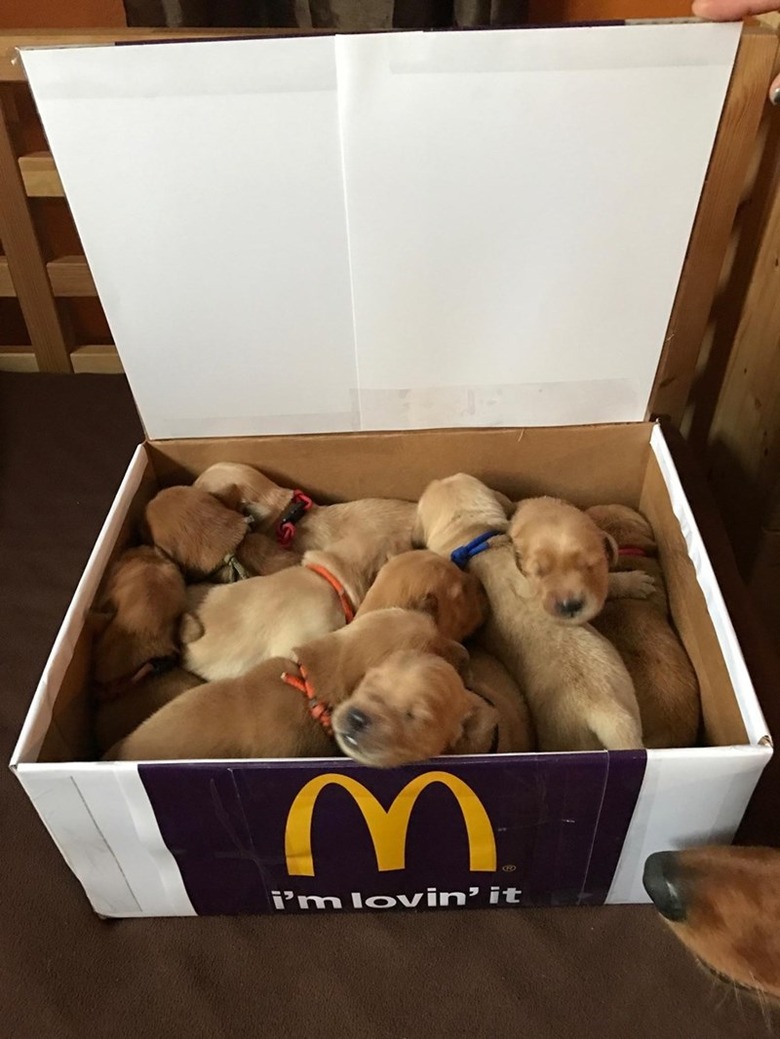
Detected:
[
  {"left": 193, "top": 460, "right": 417, "bottom": 556},
  {"left": 466, "top": 648, "right": 536, "bottom": 753},
  {"left": 90, "top": 546, "right": 201, "bottom": 752},
  {"left": 509, "top": 496, "right": 654, "bottom": 625},
  {"left": 92, "top": 546, "right": 187, "bottom": 688},
  {"left": 180, "top": 535, "right": 390, "bottom": 681},
  {"left": 643, "top": 845, "right": 780, "bottom": 1000},
  {"left": 585, "top": 504, "right": 700, "bottom": 748},
  {"left": 145, "top": 484, "right": 299, "bottom": 582},
  {"left": 331, "top": 649, "right": 498, "bottom": 766},
  {"left": 107, "top": 608, "right": 469, "bottom": 761},
  {"left": 417, "top": 474, "right": 643, "bottom": 752},
  {"left": 356, "top": 549, "right": 488, "bottom": 641}
]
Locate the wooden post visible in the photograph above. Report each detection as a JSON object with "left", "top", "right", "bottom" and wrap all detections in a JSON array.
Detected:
[
  {"left": 0, "top": 87, "right": 72, "bottom": 372},
  {"left": 649, "top": 26, "right": 779, "bottom": 426}
]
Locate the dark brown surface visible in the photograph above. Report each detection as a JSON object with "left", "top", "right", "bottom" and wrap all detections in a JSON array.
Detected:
[{"left": 0, "top": 372, "right": 777, "bottom": 1039}]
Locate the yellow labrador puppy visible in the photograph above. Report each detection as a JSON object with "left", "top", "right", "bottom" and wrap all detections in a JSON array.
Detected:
[
  {"left": 331, "top": 649, "right": 498, "bottom": 766},
  {"left": 107, "top": 608, "right": 469, "bottom": 761},
  {"left": 416, "top": 474, "right": 643, "bottom": 752},
  {"left": 586, "top": 504, "right": 700, "bottom": 748},
  {"left": 356, "top": 549, "right": 488, "bottom": 642},
  {"left": 90, "top": 546, "right": 201, "bottom": 752},
  {"left": 509, "top": 496, "right": 654, "bottom": 624},
  {"left": 180, "top": 535, "right": 390, "bottom": 681},
  {"left": 466, "top": 648, "right": 536, "bottom": 753},
  {"left": 194, "top": 460, "right": 416, "bottom": 555}
]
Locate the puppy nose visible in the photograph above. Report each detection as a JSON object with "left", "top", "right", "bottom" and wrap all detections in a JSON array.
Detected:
[
  {"left": 643, "top": 851, "right": 687, "bottom": 922},
  {"left": 556, "top": 597, "right": 584, "bottom": 618},
  {"left": 346, "top": 707, "right": 370, "bottom": 732}
]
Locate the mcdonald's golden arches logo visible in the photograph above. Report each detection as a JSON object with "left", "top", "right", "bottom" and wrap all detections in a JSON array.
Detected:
[{"left": 285, "top": 770, "right": 497, "bottom": 876}]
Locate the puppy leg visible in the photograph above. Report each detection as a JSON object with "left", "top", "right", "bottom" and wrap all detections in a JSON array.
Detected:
[{"left": 608, "top": 571, "right": 655, "bottom": 600}]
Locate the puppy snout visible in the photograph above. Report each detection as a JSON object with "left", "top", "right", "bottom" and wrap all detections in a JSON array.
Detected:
[
  {"left": 642, "top": 851, "right": 687, "bottom": 922},
  {"left": 345, "top": 707, "right": 370, "bottom": 733},
  {"left": 555, "top": 596, "right": 584, "bottom": 619}
]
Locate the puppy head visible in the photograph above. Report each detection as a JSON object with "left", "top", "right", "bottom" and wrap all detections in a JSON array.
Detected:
[
  {"left": 643, "top": 846, "right": 780, "bottom": 1000},
  {"left": 414, "top": 473, "right": 510, "bottom": 551},
  {"left": 509, "top": 496, "right": 616, "bottom": 624},
  {"left": 194, "top": 461, "right": 294, "bottom": 526},
  {"left": 144, "top": 485, "right": 250, "bottom": 579},
  {"left": 357, "top": 550, "right": 488, "bottom": 641},
  {"left": 331, "top": 650, "right": 496, "bottom": 767},
  {"left": 92, "top": 546, "right": 187, "bottom": 684},
  {"left": 586, "top": 504, "right": 657, "bottom": 556}
]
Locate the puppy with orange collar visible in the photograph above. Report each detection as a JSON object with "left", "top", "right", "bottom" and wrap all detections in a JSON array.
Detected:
[
  {"left": 180, "top": 535, "right": 390, "bottom": 681},
  {"left": 107, "top": 607, "right": 476, "bottom": 763}
]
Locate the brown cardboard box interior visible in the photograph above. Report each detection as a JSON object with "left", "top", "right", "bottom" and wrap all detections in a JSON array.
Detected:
[{"left": 39, "top": 422, "right": 747, "bottom": 762}]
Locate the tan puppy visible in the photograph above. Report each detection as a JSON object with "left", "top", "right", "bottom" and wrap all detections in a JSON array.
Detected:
[
  {"left": 92, "top": 546, "right": 187, "bottom": 687},
  {"left": 90, "top": 546, "right": 199, "bottom": 752},
  {"left": 107, "top": 608, "right": 468, "bottom": 761},
  {"left": 145, "top": 484, "right": 300, "bottom": 582},
  {"left": 193, "top": 460, "right": 417, "bottom": 555},
  {"left": 356, "top": 549, "right": 488, "bottom": 641},
  {"left": 180, "top": 536, "right": 390, "bottom": 681},
  {"left": 331, "top": 650, "right": 498, "bottom": 766},
  {"left": 467, "top": 648, "right": 536, "bottom": 753},
  {"left": 94, "top": 667, "right": 203, "bottom": 754},
  {"left": 417, "top": 474, "right": 643, "bottom": 752},
  {"left": 586, "top": 504, "right": 700, "bottom": 748},
  {"left": 509, "top": 496, "right": 653, "bottom": 625}
]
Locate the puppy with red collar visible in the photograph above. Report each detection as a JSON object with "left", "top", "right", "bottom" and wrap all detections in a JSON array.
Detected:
[
  {"left": 194, "top": 460, "right": 417, "bottom": 557},
  {"left": 145, "top": 484, "right": 300, "bottom": 583},
  {"left": 586, "top": 504, "right": 700, "bottom": 748}
]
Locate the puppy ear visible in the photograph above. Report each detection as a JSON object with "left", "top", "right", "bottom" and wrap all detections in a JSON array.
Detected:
[
  {"left": 432, "top": 637, "right": 471, "bottom": 680},
  {"left": 450, "top": 692, "right": 499, "bottom": 754},
  {"left": 603, "top": 533, "right": 619, "bottom": 567},
  {"left": 179, "top": 612, "right": 204, "bottom": 644},
  {"left": 413, "top": 591, "right": 440, "bottom": 621}
]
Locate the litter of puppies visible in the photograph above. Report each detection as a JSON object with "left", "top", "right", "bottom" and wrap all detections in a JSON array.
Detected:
[{"left": 93, "top": 463, "right": 701, "bottom": 764}]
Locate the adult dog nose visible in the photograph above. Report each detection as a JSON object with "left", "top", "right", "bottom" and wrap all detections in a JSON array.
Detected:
[
  {"left": 346, "top": 707, "right": 370, "bottom": 732},
  {"left": 556, "top": 597, "right": 584, "bottom": 618},
  {"left": 643, "top": 851, "right": 687, "bottom": 922}
]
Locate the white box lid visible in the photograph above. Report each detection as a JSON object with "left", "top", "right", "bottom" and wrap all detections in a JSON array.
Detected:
[{"left": 22, "top": 24, "right": 739, "bottom": 440}]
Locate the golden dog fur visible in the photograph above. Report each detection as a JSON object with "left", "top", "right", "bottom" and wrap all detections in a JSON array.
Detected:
[
  {"left": 193, "top": 460, "right": 417, "bottom": 555},
  {"left": 331, "top": 649, "right": 499, "bottom": 766},
  {"left": 107, "top": 608, "right": 469, "bottom": 761},
  {"left": 417, "top": 474, "right": 643, "bottom": 752},
  {"left": 643, "top": 845, "right": 780, "bottom": 1000},
  {"left": 180, "top": 536, "right": 391, "bottom": 681},
  {"left": 466, "top": 648, "right": 536, "bottom": 753},
  {"left": 356, "top": 549, "right": 488, "bottom": 641},
  {"left": 586, "top": 504, "right": 700, "bottom": 748},
  {"left": 90, "top": 546, "right": 201, "bottom": 752},
  {"left": 145, "top": 484, "right": 299, "bottom": 581},
  {"left": 510, "top": 496, "right": 653, "bottom": 624}
]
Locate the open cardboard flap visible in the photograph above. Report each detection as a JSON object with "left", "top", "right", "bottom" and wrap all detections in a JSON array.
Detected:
[{"left": 21, "top": 23, "right": 740, "bottom": 439}]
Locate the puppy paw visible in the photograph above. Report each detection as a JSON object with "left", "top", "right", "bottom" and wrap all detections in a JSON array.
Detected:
[{"left": 608, "top": 570, "right": 655, "bottom": 600}]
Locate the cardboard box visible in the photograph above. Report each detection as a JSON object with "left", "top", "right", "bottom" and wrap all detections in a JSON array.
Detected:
[{"left": 10, "top": 24, "right": 772, "bottom": 917}]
